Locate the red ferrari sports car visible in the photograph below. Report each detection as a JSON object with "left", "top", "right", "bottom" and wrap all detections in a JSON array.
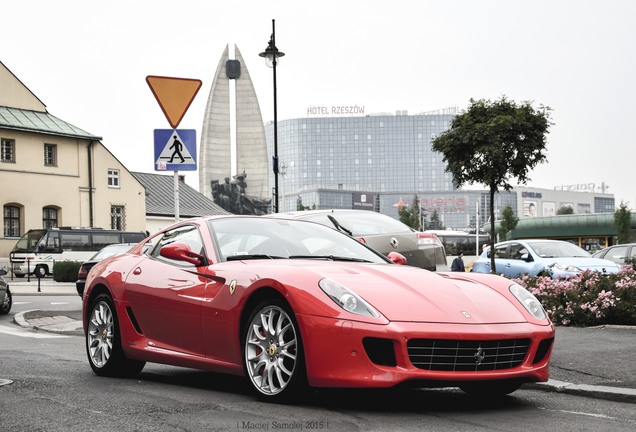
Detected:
[{"left": 83, "top": 216, "right": 554, "bottom": 401}]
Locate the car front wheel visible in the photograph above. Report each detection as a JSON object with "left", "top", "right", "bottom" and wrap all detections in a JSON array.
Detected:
[
  {"left": 0, "top": 288, "right": 11, "bottom": 314},
  {"left": 86, "top": 293, "right": 145, "bottom": 377},
  {"left": 243, "top": 300, "right": 306, "bottom": 401}
]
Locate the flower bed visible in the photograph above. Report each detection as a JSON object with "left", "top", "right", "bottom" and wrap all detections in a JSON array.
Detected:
[{"left": 513, "top": 265, "right": 636, "bottom": 326}]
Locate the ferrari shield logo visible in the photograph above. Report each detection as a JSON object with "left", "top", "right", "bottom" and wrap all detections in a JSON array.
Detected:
[{"left": 229, "top": 280, "right": 237, "bottom": 295}]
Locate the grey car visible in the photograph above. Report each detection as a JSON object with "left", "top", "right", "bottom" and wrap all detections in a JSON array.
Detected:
[
  {"left": 270, "top": 209, "right": 448, "bottom": 271},
  {"left": 592, "top": 243, "right": 636, "bottom": 267},
  {"left": 0, "top": 269, "right": 12, "bottom": 315}
]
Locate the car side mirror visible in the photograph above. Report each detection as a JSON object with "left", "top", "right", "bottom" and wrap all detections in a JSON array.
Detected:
[
  {"left": 160, "top": 242, "right": 205, "bottom": 266},
  {"left": 521, "top": 253, "right": 532, "bottom": 262},
  {"left": 388, "top": 252, "right": 407, "bottom": 265}
]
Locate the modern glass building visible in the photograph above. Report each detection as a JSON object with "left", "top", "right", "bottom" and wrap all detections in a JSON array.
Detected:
[{"left": 264, "top": 111, "right": 614, "bottom": 231}]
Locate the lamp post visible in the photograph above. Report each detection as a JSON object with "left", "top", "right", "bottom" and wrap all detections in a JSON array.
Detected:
[{"left": 260, "top": 19, "right": 284, "bottom": 213}]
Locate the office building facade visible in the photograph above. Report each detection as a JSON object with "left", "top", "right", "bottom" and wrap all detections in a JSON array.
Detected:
[{"left": 265, "top": 111, "right": 614, "bottom": 230}]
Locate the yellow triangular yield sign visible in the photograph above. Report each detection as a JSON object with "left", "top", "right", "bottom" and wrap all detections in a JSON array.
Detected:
[{"left": 146, "top": 75, "right": 202, "bottom": 129}]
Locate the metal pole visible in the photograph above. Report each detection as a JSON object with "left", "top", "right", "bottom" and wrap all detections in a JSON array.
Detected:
[
  {"left": 174, "top": 171, "right": 180, "bottom": 222},
  {"left": 476, "top": 200, "right": 480, "bottom": 255},
  {"left": 272, "top": 19, "right": 280, "bottom": 213}
]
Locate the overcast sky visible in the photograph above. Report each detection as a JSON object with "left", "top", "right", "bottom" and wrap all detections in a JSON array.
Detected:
[{"left": 4, "top": 0, "right": 635, "bottom": 208}]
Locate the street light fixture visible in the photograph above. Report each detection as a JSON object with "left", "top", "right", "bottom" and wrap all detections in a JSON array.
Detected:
[{"left": 259, "top": 19, "right": 285, "bottom": 213}]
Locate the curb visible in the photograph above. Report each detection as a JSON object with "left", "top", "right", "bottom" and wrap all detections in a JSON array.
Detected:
[
  {"left": 13, "top": 310, "right": 84, "bottom": 336},
  {"left": 526, "top": 380, "right": 636, "bottom": 404}
]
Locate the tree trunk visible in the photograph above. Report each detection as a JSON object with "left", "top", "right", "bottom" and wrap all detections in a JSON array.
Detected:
[{"left": 489, "top": 186, "right": 497, "bottom": 274}]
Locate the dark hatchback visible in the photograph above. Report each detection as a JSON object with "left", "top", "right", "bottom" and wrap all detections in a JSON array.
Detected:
[{"left": 76, "top": 243, "right": 138, "bottom": 297}]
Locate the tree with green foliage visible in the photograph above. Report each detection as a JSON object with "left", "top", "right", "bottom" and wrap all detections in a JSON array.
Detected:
[
  {"left": 432, "top": 96, "right": 552, "bottom": 274},
  {"left": 498, "top": 204, "right": 519, "bottom": 241},
  {"left": 614, "top": 201, "right": 633, "bottom": 244},
  {"left": 296, "top": 196, "right": 316, "bottom": 211},
  {"left": 428, "top": 209, "right": 445, "bottom": 230},
  {"left": 556, "top": 205, "right": 574, "bottom": 215},
  {"left": 398, "top": 195, "right": 422, "bottom": 230}
]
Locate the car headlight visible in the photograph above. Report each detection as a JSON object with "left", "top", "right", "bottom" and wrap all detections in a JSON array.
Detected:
[
  {"left": 550, "top": 263, "right": 581, "bottom": 273},
  {"left": 509, "top": 283, "right": 547, "bottom": 320},
  {"left": 319, "top": 278, "right": 380, "bottom": 318}
]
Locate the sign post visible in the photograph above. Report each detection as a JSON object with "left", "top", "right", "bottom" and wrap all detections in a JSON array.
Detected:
[{"left": 146, "top": 76, "right": 202, "bottom": 222}]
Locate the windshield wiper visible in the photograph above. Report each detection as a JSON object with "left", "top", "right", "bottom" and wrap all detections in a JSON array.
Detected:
[
  {"left": 226, "top": 254, "right": 284, "bottom": 261},
  {"left": 327, "top": 215, "right": 353, "bottom": 236},
  {"left": 289, "top": 255, "right": 372, "bottom": 263}
]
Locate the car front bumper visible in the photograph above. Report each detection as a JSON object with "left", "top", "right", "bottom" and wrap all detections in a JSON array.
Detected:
[{"left": 297, "top": 315, "right": 554, "bottom": 389}]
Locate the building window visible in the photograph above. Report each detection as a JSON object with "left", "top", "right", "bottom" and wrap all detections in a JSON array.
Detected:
[
  {"left": 111, "top": 205, "right": 125, "bottom": 230},
  {"left": 108, "top": 169, "right": 120, "bottom": 188},
  {"left": 43, "top": 207, "right": 58, "bottom": 229},
  {"left": 44, "top": 143, "right": 57, "bottom": 166},
  {"left": 4, "top": 205, "right": 20, "bottom": 237},
  {"left": 1, "top": 138, "right": 15, "bottom": 163}
]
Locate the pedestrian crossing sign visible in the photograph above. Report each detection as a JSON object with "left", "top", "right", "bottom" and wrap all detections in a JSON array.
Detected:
[{"left": 154, "top": 129, "right": 197, "bottom": 171}]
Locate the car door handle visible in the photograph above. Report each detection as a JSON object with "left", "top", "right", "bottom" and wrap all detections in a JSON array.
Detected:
[{"left": 133, "top": 267, "right": 142, "bottom": 275}]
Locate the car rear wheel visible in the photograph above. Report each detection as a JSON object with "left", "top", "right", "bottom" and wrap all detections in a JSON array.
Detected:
[
  {"left": 459, "top": 380, "right": 523, "bottom": 397},
  {"left": 0, "top": 288, "right": 11, "bottom": 315},
  {"left": 243, "top": 299, "right": 306, "bottom": 401},
  {"left": 86, "top": 293, "right": 145, "bottom": 377}
]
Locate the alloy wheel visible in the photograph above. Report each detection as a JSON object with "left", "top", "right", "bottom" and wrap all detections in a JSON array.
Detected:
[{"left": 245, "top": 305, "right": 298, "bottom": 396}]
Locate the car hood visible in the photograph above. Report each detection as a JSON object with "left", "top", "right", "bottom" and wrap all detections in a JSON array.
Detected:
[
  {"left": 547, "top": 257, "right": 620, "bottom": 273},
  {"left": 262, "top": 261, "right": 526, "bottom": 324}
]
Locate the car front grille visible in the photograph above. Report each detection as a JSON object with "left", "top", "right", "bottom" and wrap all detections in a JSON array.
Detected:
[{"left": 407, "top": 338, "right": 531, "bottom": 372}]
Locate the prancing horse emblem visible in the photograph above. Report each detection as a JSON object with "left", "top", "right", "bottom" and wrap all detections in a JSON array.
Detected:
[
  {"left": 229, "top": 280, "right": 237, "bottom": 295},
  {"left": 474, "top": 346, "right": 486, "bottom": 365}
]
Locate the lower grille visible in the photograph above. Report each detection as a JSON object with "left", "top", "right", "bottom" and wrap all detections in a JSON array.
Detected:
[{"left": 407, "top": 338, "right": 531, "bottom": 371}]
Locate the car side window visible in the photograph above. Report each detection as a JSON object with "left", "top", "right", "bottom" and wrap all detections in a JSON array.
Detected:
[
  {"left": 509, "top": 243, "right": 529, "bottom": 260},
  {"left": 150, "top": 224, "right": 206, "bottom": 266},
  {"left": 493, "top": 245, "right": 508, "bottom": 259},
  {"left": 609, "top": 246, "right": 628, "bottom": 262}
]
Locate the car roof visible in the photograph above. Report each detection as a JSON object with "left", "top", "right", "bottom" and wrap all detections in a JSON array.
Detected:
[{"left": 274, "top": 209, "right": 376, "bottom": 217}]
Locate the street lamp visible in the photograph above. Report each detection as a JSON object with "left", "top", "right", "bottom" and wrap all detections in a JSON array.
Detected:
[{"left": 259, "top": 19, "right": 285, "bottom": 213}]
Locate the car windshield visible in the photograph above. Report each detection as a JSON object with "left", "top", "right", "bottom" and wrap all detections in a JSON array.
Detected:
[
  {"left": 208, "top": 217, "right": 389, "bottom": 263},
  {"left": 529, "top": 241, "right": 591, "bottom": 258},
  {"left": 90, "top": 244, "right": 134, "bottom": 261},
  {"left": 11, "top": 229, "right": 47, "bottom": 253},
  {"left": 300, "top": 212, "right": 412, "bottom": 236}
]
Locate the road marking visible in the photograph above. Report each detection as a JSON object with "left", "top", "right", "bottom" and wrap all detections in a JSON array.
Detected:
[
  {"left": 538, "top": 407, "right": 616, "bottom": 419},
  {"left": 0, "top": 325, "right": 69, "bottom": 339}
]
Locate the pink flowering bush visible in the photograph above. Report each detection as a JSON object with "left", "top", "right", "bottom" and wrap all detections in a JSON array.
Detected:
[{"left": 513, "top": 265, "right": 636, "bottom": 326}]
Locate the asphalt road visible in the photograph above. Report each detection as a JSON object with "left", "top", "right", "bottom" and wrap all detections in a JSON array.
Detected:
[{"left": 1, "top": 293, "right": 635, "bottom": 431}]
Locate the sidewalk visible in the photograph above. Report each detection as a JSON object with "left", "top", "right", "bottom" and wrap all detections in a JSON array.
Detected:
[
  {"left": 6, "top": 276, "right": 78, "bottom": 296},
  {"left": 9, "top": 279, "right": 636, "bottom": 403}
]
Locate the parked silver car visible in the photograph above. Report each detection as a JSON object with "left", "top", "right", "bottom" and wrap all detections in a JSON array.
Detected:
[
  {"left": 592, "top": 243, "right": 636, "bottom": 267},
  {"left": 0, "top": 269, "right": 12, "bottom": 315},
  {"left": 270, "top": 209, "right": 448, "bottom": 271}
]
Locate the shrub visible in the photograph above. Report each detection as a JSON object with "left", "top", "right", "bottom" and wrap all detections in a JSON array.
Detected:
[
  {"left": 52, "top": 260, "right": 82, "bottom": 283},
  {"left": 514, "top": 267, "right": 636, "bottom": 326}
]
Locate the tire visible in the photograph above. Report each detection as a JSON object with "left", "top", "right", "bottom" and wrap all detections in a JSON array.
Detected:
[
  {"left": 459, "top": 380, "right": 523, "bottom": 397},
  {"left": 86, "top": 293, "right": 145, "bottom": 377},
  {"left": 34, "top": 265, "right": 47, "bottom": 278},
  {"left": 243, "top": 299, "right": 307, "bottom": 401},
  {"left": 0, "top": 288, "right": 11, "bottom": 315}
]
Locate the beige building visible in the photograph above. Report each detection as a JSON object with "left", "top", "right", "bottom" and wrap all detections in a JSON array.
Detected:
[{"left": 0, "top": 61, "right": 146, "bottom": 261}]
